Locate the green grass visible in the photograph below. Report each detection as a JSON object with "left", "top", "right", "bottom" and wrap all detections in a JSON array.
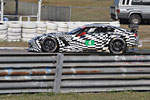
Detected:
[
  {"left": 13, "top": 0, "right": 113, "bottom": 21},
  {"left": 0, "top": 92, "right": 150, "bottom": 100},
  {"left": 19, "top": 0, "right": 113, "bottom": 7},
  {"left": 0, "top": 42, "right": 28, "bottom": 47}
]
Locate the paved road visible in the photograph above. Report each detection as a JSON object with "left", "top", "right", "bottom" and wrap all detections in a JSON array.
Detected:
[{"left": 0, "top": 48, "right": 149, "bottom": 55}]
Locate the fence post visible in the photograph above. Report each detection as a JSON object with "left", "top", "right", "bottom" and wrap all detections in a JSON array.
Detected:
[
  {"left": 53, "top": 53, "right": 64, "bottom": 93},
  {"left": 69, "top": 6, "right": 72, "bottom": 21}
]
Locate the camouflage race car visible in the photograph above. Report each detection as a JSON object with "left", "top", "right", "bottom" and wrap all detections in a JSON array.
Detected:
[{"left": 28, "top": 24, "right": 139, "bottom": 54}]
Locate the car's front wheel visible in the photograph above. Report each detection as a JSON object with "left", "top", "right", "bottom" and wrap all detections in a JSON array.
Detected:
[
  {"left": 41, "top": 37, "right": 58, "bottom": 52},
  {"left": 109, "top": 38, "right": 127, "bottom": 54}
]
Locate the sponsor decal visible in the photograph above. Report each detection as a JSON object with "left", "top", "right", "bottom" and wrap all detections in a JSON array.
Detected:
[{"left": 85, "top": 40, "right": 95, "bottom": 46}]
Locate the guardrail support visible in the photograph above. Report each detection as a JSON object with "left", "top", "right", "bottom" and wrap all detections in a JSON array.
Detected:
[
  {"left": 1, "top": 0, "right": 4, "bottom": 21},
  {"left": 53, "top": 53, "right": 64, "bottom": 93}
]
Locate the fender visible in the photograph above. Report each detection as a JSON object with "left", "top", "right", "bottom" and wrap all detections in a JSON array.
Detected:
[{"left": 128, "top": 11, "right": 143, "bottom": 19}]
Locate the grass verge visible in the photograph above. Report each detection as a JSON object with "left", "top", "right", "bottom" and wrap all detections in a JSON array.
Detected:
[
  {"left": 0, "top": 92, "right": 150, "bottom": 100},
  {"left": 0, "top": 42, "right": 28, "bottom": 47}
]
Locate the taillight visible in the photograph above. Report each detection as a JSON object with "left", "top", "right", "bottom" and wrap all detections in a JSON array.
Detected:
[
  {"left": 116, "top": 9, "right": 120, "bottom": 14},
  {"left": 134, "top": 33, "right": 138, "bottom": 37}
]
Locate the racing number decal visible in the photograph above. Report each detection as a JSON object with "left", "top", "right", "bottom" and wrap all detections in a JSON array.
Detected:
[{"left": 85, "top": 40, "right": 95, "bottom": 46}]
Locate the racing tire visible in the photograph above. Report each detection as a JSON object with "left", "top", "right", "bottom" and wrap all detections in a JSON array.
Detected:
[
  {"left": 46, "top": 30, "right": 57, "bottom": 33},
  {"left": 22, "top": 22, "right": 37, "bottom": 29},
  {"left": 0, "top": 34, "right": 7, "bottom": 41},
  {"left": 58, "top": 27, "right": 68, "bottom": 32},
  {"left": 57, "top": 22, "right": 68, "bottom": 28},
  {"left": 7, "top": 32, "right": 21, "bottom": 36},
  {"left": 129, "top": 14, "right": 141, "bottom": 25},
  {"left": 0, "top": 30, "right": 7, "bottom": 34},
  {"left": 47, "top": 23, "right": 58, "bottom": 30},
  {"left": 41, "top": 37, "right": 58, "bottom": 52},
  {"left": 22, "top": 28, "right": 37, "bottom": 33},
  {"left": 8, "top": 28, "right": 21, "bottom": 33},
  {"left": 37, "top": 28, "right": 46, "bottom": 34},
  {"left": 8, "top": 35, "right": 21, "bottom": 40},
  {"left": 22, "top": 33, "right": 36, "bottom": 38},
  {"left": 109, "top": 38, "right": 127, "bottom": 54},
  {"left": 0, "top": 23, "right": 8, "bottom": 30},
  {"left": 8, "top": 22, "right": 22, "bottom": 28},
  {"left": 37, "top": 22, "right": 47, "bottom": 28}
]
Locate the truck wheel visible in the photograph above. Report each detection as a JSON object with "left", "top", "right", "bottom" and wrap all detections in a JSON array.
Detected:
[
  {"left": 129, "top": 14, "right": 141, "bottom": 25},
  {"left": 109, "top": 38, "right": 126, "bottom": 54},
  {"left": 41, "top": 37, "right": 58, "bottom": 52}
]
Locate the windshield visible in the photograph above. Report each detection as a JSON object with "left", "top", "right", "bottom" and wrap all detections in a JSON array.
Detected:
[
  {"left": 68, "top": 27, "right": 82, "bottom": 34},
  {"left": 114, "top": 0, "right": 120, "bottom": 6}
]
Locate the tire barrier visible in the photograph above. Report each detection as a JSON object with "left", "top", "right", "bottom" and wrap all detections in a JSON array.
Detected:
[
  {"left": 7, "top": 22, "right": 22, "bottom": 41},
  {"left": 22, "top": 22, "right": 37, "bottom": 42},
  {"left": 0, "top": 21, "right": 120, "bottom": 42},
  {"left": 68, "top": 22, "right": 81, "bottom": 32},
  {"left": 46, "top": 22, "right": 58, "bottom": 33},
  {"left": 57, "top": 22, "right": 68, "bottom": 32},
  {"left": 0, "top": 23, "right": 7, "bottom": 41},
  {"left": 37, "top": 22, "right": 47, "bottom": 36},
  {"left": 0, "top": 53, "right": 150, "bottom": 94}
]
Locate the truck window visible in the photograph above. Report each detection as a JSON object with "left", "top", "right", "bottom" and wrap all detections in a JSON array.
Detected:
[
  {"left": 127, "top": 0, "right": 130, "bottom": 5},
  {"left": 122, "top": 0, "right": 126, "bottom": 5},
  {"left": 132, "top": 0, "right": 142, "bottom": 5},
  {"left": 142, "top": 0, "right": 150, "bottom": 5},
  {"left": 114, "top": 0, "right": 120, "bottom": 6}
]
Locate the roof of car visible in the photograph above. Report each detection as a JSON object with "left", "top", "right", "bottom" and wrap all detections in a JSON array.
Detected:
[{"left": 83, "top": 24, "right": 117, "bottom": 28}]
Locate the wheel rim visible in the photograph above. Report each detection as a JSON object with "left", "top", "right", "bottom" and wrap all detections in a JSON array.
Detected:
[
  {"left": 112, "top": 41, "right": 124, "bottom": 52},
  {"left": 132, "top": 16, "right": 139, "bottom": 24},
  {"left": 43, "top": 39, "right": 56, "bottom": 51}
]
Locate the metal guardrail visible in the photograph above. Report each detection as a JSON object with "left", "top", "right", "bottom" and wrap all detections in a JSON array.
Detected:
[{"left": 1, "top": 53, "right": 150, "bottom": 93}]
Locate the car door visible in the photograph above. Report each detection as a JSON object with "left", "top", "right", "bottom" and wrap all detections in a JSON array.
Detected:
[
  {"left": 70, "top": 27, "right": 98, "bottom": 51},
  {"left": 91, "top": 26, "right": 109, "bottom": 50}
]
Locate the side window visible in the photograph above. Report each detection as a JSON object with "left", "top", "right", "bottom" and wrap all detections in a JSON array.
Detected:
[
  {"left": 75, "top": 28, "right": 87, "bottom": 35},
  {"left": 87, "top": 28, "right": 97, "bottom": 33},
  {"left": 132, "top": 0, "right": 142, "bottom": 5},
  {"left": 76, "top": 28, "right": 89, "bottom": 37},
  {"left": 122, "top": 0, "right": 126, "bottom": 5},
  {"left": 107, "top": 27, "right": 115, "bottom": 32},
  {"left": 142, "top": 0, "right": 150, "bottom": 5},
  {"left": 96, "top": 27, "right": 115, "bottom": 33},
  {"left": 126, "top": 0, "right": 130, "bottom": 5},
  {"left": 96, "top": 27, "right": 107, "bottom": 33}
]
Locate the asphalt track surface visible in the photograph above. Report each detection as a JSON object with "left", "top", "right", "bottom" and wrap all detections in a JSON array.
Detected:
[{"left": 0, "top": 48, "right": 150, "bottom": 55}]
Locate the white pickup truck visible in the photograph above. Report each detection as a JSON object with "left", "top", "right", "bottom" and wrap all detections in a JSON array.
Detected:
[{"left": 110, "top": 0, "right": 150, "bottom": 24}]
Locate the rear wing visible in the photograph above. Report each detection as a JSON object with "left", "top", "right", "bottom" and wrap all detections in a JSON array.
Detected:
[{"left": 128, "top": 24, "right": 139, "bottom": 32}]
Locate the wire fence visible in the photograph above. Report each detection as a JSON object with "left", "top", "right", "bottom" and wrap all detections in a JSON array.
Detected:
[
  {"left": 4, "top": 1, "right": 111, "bottom": 21},
  {"left": 71, "top": 6, "right": 111, "bottom": 21}
]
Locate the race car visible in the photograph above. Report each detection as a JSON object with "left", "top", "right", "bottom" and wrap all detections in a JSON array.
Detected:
[{"left": 28, "top": 24, "right": 139, "bottom": 54}]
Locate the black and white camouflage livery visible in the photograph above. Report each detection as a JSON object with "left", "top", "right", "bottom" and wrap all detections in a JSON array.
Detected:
[{"left": 28, "top": 24, "right": 139, "bottom": 54}]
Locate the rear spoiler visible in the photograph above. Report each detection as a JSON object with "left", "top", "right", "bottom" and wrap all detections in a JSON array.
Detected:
[{"left": 128, "top": 24, "right": 139, "bottom": 32}]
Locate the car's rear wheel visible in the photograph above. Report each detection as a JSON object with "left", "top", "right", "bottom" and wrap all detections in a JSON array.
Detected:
[
  {"left": 109, "top": 38, "right": 127, "bottom": 54},
  {"left": 41, "top": 37, "right": 58, "bottom": 52},
  {"left": 129, "top": 14, "right": 141, "bottom": 25}
]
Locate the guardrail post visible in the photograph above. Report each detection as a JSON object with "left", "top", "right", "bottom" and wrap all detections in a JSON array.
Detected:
[{"left": 53, "top": 53, "right": 64, "bottom": 93}]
